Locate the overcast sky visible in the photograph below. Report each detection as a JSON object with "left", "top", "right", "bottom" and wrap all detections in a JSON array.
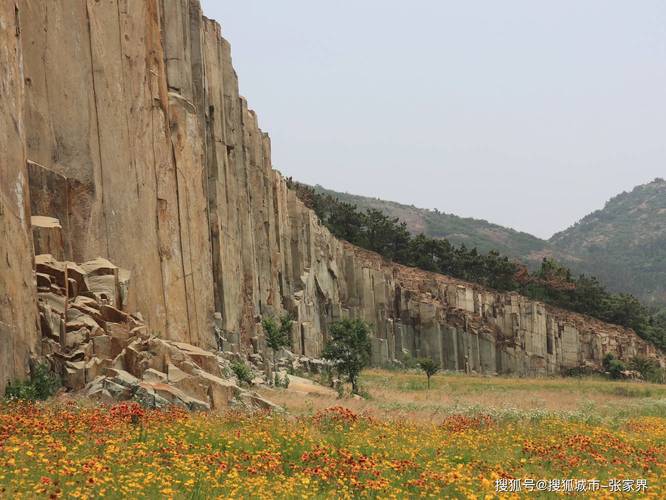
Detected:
[{"left": 201, "top": 1, "right": 665, "bottom": 239}]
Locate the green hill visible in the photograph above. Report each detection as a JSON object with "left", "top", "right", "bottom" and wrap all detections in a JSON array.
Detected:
[
  {"left": 312, "top": 185, "right": 552, "bottom": 261},
  {"left": 550, "top": 178, "right": 666, "bottom": 309}
]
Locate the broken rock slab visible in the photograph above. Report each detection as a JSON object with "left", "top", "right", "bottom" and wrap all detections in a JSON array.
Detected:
[
  {"left": 31, "top": 216, "right": 64, "bottom": 260},
  {"left": 34, "top": 254, "right": 281, "bottom": 412},
  {"left": 167, "top": 341, "right": 222, "bottom": 377},
  {"left": 237, "top": 392, "right": 283, "bottom": 413},
  {"left": 35, "top": 254, "right": 87, "bottom": 295},
  {"left": 135, "top": 381, "right": 210, "bottom": 411}
]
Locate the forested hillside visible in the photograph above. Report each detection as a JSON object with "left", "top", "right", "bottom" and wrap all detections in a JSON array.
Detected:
[
  {"left": 550, "top": 178, "right": 666, "bottom": 309},
  {"left": 312, "top": 185, "right": 552, "bottom": 261}
]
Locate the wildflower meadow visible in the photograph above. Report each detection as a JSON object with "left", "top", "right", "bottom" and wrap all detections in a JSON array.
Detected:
[{"left": 1, "top": 396, "right": 664, "bottom": 498}]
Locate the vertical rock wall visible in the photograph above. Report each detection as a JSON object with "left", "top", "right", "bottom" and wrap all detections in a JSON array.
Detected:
[
  {"left": 2, "top": 0, "right": 662, "bottom": 391},
  {"left": 0, "top": 1, "right": 39, "bottom": 393},
  {"left": 20, "top": 0, "right": 215, "bottom": 347}
]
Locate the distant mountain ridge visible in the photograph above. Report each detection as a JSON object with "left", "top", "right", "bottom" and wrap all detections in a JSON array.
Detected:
[
  {"left": 550, "top": 178, "right": 666, "bottom": 308},
  {"left": 313, "top": 178, "right": 666, "bottom": 308},
  {"left": 312, "top": 185, "right": 553, "bottom": 261}
]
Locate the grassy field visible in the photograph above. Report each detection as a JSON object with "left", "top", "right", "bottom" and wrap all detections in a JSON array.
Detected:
[
  {"left": 260, "top": 369, "right": 666, "bottom": 423},
  {"left": 1, "top": 371, "right": 665, "bottom": 498}
]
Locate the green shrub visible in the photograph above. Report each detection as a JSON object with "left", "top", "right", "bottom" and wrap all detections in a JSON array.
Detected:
[
  {"left": 602, "top": 353, "right": 616, "bottom": 372},
  {"left": 5, "top": 362, "right": 60, "bottom": 401},
  {"left": 628, "top": 356, "right": 664, "bottom": 383},
  {"left": 563, "top": 366, "right": 598, "bottom": 378},
  {"left": 262, "top": 314, "right": 293, "bottom": 385},
  {"left": 231, "top": 362, "right": 254, "bottom": 386},
  {"left": 600, "top": 353, "right": 625, "bottom": 379},
  {"left": 610, "top": 361, "right": 626, "bottom": 379},
  {"left": 273, "top": 372, "right": 290, "bottom": 389},
  {"left": 400, "top": 352, "right": 420, "bottom": 370}
]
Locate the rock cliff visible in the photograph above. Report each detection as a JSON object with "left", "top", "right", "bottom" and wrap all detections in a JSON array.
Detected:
[
  {"left": 1, "top": 0, "right": 663, "bottom": 392},
  {"left": 0, "top": 0, "right": 40, "bottom": 394}
]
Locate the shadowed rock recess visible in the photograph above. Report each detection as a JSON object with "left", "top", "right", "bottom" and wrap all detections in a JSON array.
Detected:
[{"left": 1, "top": 0, "right": 663, "bottom": 394}]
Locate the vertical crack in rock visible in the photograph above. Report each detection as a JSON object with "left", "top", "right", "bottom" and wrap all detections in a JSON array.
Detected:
[{"left": 85, "top": 0, "right": 111, "bottom": 260}]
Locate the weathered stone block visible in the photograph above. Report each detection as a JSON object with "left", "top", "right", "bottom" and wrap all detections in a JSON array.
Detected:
[{"left": 92, "top": 335, "right": 112, "bottom": 359}]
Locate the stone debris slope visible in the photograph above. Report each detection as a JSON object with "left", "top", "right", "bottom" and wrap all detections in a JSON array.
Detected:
[{"left": 35, "top": 253, "right": 276, "bottom": 411}]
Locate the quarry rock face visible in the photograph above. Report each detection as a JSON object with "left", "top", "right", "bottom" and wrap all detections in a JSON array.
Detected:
[
  {"left": 20, "top": 0, "right": 214, "bottom": 350},
  {"left": 0, "top": 2, "right": 40, "bottom": 395},
  {"left": 1, "top": 0, "right": 663, "bottom": 391}
]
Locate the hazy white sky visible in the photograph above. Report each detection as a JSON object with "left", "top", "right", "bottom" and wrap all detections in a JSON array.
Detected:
[{"left": 201, "top": 1, "right": 665, "bottom": 239}]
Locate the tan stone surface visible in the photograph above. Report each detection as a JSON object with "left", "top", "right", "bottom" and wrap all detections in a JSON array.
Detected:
[
  {"left": 31, "top": 216, "right": 64, "bottom": 259},
  {"left": 20, "top": 0, "right": 211, "bottom": 346},
  {"left": 0, "top": 2, "right": 39, "bottom": 393}
]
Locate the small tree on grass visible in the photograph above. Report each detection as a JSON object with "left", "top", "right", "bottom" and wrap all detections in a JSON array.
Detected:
[
  {"left": 418, "top": 358, "right": 439, "bottom": 390},
  {"left": 262, "top": 314, "right": 293, "bottom": 385},
  {"left": 322, "top": 319, "right": 371, "bottom": 395}
]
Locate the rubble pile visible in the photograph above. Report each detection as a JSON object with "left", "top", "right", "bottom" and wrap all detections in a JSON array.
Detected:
[
  {"left": 243, "top": 348, "right": 330, "bottom": 377},
  {"left": 35, "top": 254, "right": 276, "bottom": 411}
]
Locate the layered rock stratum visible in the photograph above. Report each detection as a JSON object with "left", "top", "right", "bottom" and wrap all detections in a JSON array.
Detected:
[{"left": 0, "top": 0, "right": 663, "bottom": 393}]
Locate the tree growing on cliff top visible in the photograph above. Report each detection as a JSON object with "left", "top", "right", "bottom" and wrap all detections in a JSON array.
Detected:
[
  {"left": 262, "top": 314, "right": 293, "bottom": 385},
  {"left": 322, "top": 319, "right": 372, "bottom": 395}
]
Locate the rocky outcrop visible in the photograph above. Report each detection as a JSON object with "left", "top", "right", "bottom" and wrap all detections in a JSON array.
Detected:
[
  {"left": 35, "top": 253, "right": 274, "bottom": 411},
  {"left": 308, "top": 243, "right": 664, "bottom": 373},
  {"left": 1, "top": 0, "right": 663, "bottom": 391}
]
